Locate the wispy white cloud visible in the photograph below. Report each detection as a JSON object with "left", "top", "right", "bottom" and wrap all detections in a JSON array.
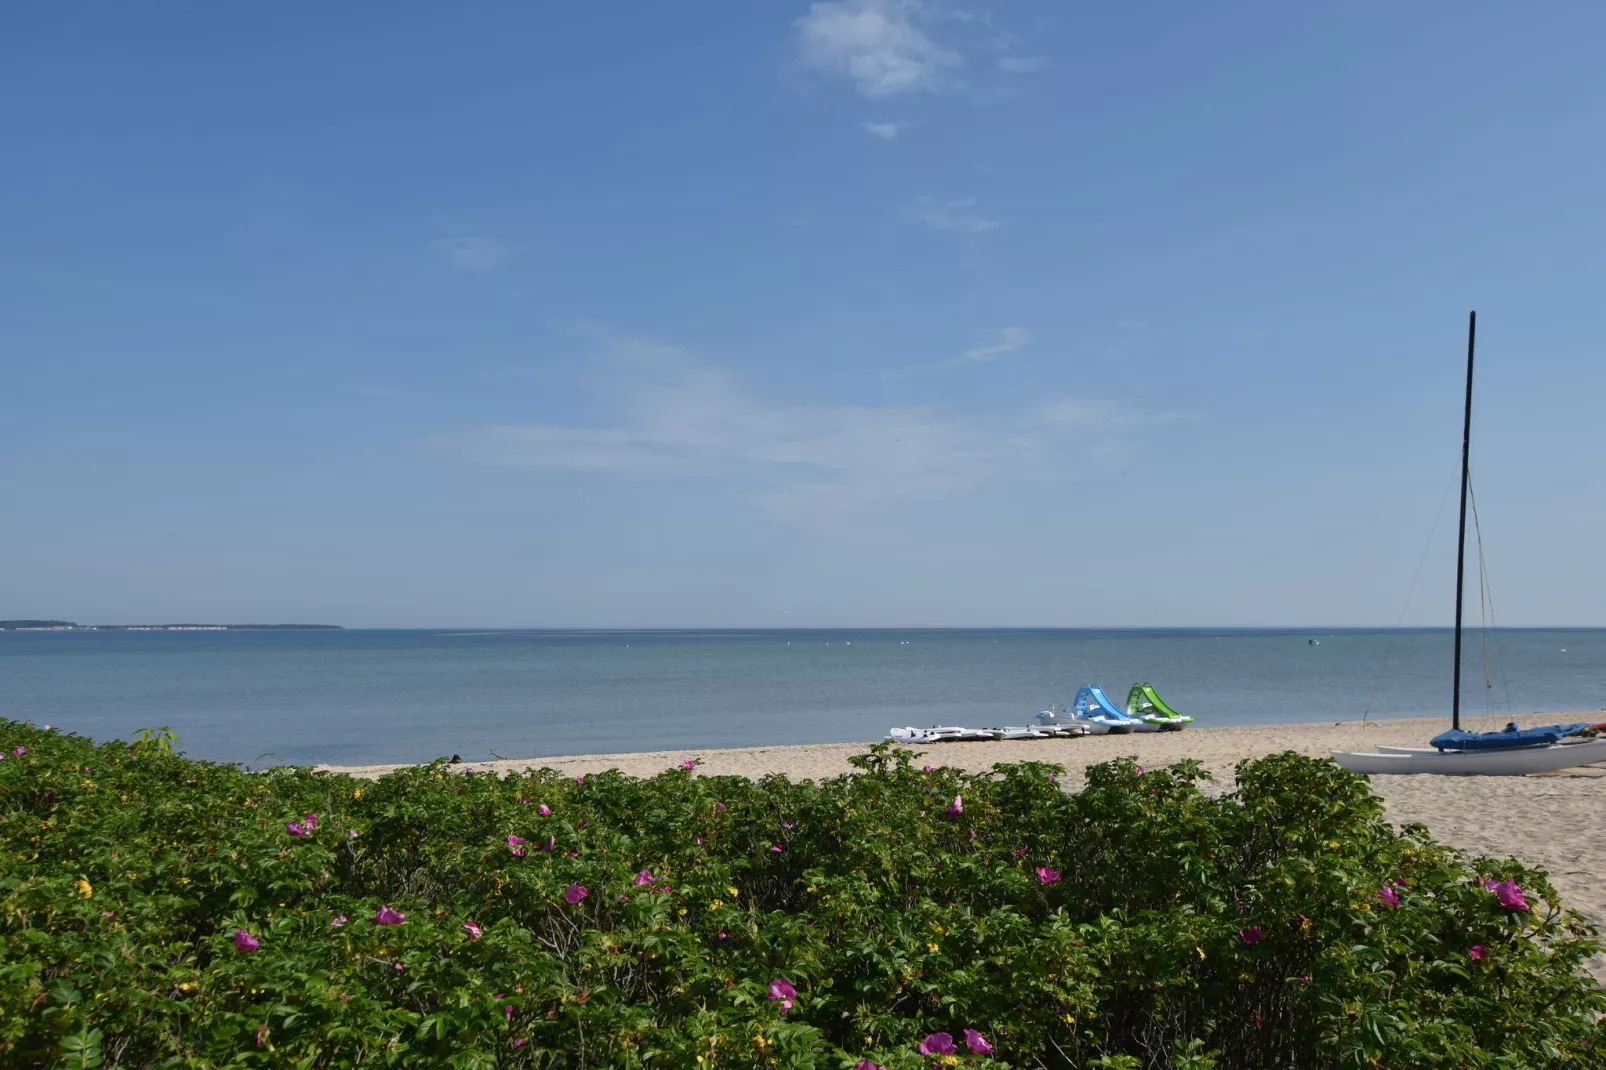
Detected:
[
  {"left": 1038, "top": 398, "right": 1115, "bottom": 427},
  {"left": 794, "top": 0, "right": 961, "bottom": 98},
  {"left": 985, "top": 30, "right": 1044, "bottom": 76},
  {"left": 432, "top": 236, "right": 515, "bottom": 270},
  {"left": 346, "top": 384, "right": 410, "bottom": 401},
  {"left": 445, "top": 333, "right": 1127, "bottom": 532},
  {"left": 862, "top": 120, "right": 908, "bottom": 139},
  {"left": 997, "top": 55, "right": 1044, "bottom": 73},
  {"left": 907, "top": 196, "right": 998, "bottom": 234},
  {"left": 1037, "top": 396, "right": 1183, "bottom": 433},
  {"left": 959, "top": 326, "right": 1032, "bottom": 363},
  {"left": 454, "top": 425, "right": 679, "bottom": 473}
]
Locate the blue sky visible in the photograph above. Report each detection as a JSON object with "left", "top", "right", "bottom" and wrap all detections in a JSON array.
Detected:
[{"left": 3, "top": 2, "right": 1604, "bottom": 627}]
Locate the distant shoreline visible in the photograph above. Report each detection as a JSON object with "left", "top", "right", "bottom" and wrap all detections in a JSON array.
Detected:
[{"left": 0, "top": 620, "right": 343, "bottom": 631}]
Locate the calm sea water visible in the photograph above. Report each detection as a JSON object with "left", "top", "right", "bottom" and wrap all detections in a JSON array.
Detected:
[{"left": 1, "top": 629, "right": 1602, "bottom": 768}]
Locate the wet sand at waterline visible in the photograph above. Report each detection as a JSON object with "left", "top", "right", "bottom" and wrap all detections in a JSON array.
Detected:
[{"left": 323, "top": 711, "right": 1606, "bottom": 977}]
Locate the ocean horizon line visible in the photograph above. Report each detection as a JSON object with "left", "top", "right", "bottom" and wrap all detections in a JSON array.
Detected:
[{"left": 351, "top": 624, "right": 1605, "bottom": 633}]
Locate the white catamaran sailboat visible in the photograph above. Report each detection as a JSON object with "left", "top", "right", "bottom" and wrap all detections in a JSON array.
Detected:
[{"left": 1333, "top": 313, "right": 1606, "bottom": 775}]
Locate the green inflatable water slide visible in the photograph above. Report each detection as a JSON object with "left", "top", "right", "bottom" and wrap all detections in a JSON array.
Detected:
[{"left": 1125, "top": 682, "right": 1194, "bottom": 729}]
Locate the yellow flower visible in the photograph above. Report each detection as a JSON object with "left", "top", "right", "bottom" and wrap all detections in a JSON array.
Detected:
[
  {"left": 177, "top": 981, "right": 197, "bottom": 993},
  {"left": 1196, "top": 946, "right": 1206, "bottom": 960},
  {"left": 727, "top": 887, "right": 739, "bottom": 896},
  {"left": 1064, "top": 1014, "right": 1076, "bottom": 1024},
  {"left": 709, "top": 900, "right": 723, "bottom": 910},
  {"left": 353, "top": 789, "right": 363, "bottom": 798},
  {"left": 678, "top": 908, "right": 688, "bottom": 916},
  {"left": 73, "top": 878, "right": 93, "bottom": 898},
  {"left": 927, "top": 942, "right": 939, "bottom": 953},
  {"left": 1357, "top": 903, "right": 1371, "bottom": 913}
]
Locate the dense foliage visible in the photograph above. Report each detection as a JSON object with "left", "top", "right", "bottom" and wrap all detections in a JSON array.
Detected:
[{"left": 2, "top": 721, "right": 1602, "bottom": 1069}]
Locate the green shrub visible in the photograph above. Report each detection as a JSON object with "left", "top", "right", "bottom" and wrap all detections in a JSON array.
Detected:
[{"left": 1, "top": 722, "right": 1601, "bottom": 1068}]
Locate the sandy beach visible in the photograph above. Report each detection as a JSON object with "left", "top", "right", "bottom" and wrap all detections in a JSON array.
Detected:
[{"left": 324, "top": 711, "right": 1606, "bottom": 974}]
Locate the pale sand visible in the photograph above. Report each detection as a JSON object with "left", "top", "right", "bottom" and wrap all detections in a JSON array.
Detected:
[{"left": 322, "top": 711, "right": 1606, "bottom": 975}]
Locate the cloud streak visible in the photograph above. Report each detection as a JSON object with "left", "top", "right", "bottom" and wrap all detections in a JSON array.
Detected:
[
  {"left": 862, "top": 120, "right": 907, "bottom": 139},
  {"left": 445, "top": 334, "right": 1123, "bottom": 532},
  {"left": 997, "top": 55, "right": 1044, "bottom": 73},
  {"left": 794, "top": 0, "right": 960, "bottom": 98},
  {"left": 959, "top": 326, "right": 1032, "bottom": 362},
  {"left": 908, "top": 197, "right": 998, "bottom": 234},
  {"left": 432, "top": 236, "right": 515, "bottom": 270}
]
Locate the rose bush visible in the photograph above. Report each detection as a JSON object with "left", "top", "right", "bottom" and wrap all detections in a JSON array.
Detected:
[{"left": 2, "top": 723, "right": 1602, "bottom": 1068}]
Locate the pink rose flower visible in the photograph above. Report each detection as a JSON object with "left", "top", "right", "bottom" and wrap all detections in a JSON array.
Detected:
[{"left": 1485, "top": 879, "right": 1530, "bottom": 911}]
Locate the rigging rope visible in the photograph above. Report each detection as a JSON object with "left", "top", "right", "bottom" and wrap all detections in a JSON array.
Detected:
[
  {"left": 1362, "top": 470, "right": 1458, "bottom": 723},
  {"left": 1467, "top": 475, "right": 1515, "bottom": 717}
]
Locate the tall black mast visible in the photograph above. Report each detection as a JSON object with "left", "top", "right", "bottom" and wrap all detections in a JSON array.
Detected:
[{"left": 1451, "top": 311, "right": 1476, "bottom": 731}]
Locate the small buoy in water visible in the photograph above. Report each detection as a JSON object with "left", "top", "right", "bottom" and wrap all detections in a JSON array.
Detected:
[{"left": 1308, "top": 639, "right": 1320, "bottom": 646}]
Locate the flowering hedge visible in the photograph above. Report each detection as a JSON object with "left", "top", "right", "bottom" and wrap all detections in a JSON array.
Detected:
[{"left": 1, "top": 721, "right": 1602, "bottom": 1068}]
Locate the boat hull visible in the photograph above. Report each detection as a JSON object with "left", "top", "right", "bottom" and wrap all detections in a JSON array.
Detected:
[
  {"left": 1332, "top": 738, "right": 1606, "bottom": 775},
  {"left": 1038, "top": 713, "right": 1116, "bottom": 735}
]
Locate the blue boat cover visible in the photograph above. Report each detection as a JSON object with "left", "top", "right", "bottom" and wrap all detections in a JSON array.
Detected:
[
  {"left": 1073, "top": 685, "right": 1135, "bottom": 721},
  {"left": 1429, "top": 722, "right": 1590, "bottom": 752}
]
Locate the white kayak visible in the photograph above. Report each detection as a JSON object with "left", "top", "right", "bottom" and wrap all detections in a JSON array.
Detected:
[
  {"left": 1039, "top": 723, "right": 1091, "bottom": 738},
  {"left": 1036, "top": 708, "right": 1121, "bottom": 735},
  {"left": 995, "top": 726, "right": 1052, "bottom": 740},
  {"left": 1332, "top": 737, "right": 1606, "bottom": 775},
  {"left": 889, "top": 726, "right": 1001, "bottom": 744}
]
